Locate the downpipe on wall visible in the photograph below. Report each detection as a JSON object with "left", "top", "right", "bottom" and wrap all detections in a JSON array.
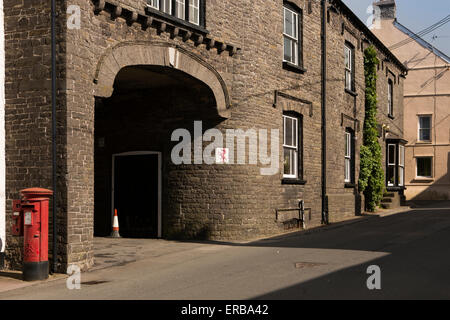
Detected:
[
  {"left": 321, "top": 0, "right": 329, "bottom": 225},
  {"left": 51, "top": 0, "right": 57, "bottom": 273}
]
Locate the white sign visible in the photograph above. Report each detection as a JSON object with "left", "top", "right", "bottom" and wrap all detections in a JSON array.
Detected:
[
  {"left": 215, "top": 148, "right": 229, "bottom": 164},
  {"left": 24, "top": 211, "right": 32, "bottom": 226}
]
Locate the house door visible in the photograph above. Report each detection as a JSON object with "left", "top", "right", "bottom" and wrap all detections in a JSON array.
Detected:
[{"left": 113, "top": 152, "right": 161, "bottom": 238}]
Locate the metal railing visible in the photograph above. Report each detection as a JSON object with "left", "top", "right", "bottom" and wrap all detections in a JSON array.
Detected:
[{"left": 275, "top": 200, "right": 311, "bottom": 229}]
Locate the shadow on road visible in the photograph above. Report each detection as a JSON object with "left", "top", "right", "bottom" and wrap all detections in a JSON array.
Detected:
[
  {"left": 177, "top": 203, "right": 450, "bottom": 299},
  {"left": 0, "top": 271, "right": 23, "bottom": 281},
  {"left": 89, "top": 203, "right": 450, "bottom": 299},
  {"left": 176, "top": 203, "right": 450, "bottom": 252}
]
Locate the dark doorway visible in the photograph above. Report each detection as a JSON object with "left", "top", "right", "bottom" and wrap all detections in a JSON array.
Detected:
[
  {"left": 113, "top": 153, "right": 160, "bottom": 238},
  {"left": 94, "top": 65, "right": 222, "bottom": 238}
]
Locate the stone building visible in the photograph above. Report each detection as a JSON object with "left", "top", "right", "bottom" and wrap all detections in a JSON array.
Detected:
[
  {"left": 0, "top": 0, "right": 5, "bottom": 268},
  {"left": 1, "top": 0, "right": 406, "bottom": 271},
  {"left": 373, "top": 0, "right": 450, "bottom": 201}
]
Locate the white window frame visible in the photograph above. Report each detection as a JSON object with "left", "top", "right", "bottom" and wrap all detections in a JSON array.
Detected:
[
  {"left": 188, "top": 0, "right": 200, "bottom": 25},
  {"left": 398, "top": 145, "right": 404, "bottom": 186},
  {"left": 416, "top": 157, "right": 433, "bottom": 179},
  {"left": 283, "top": 115, "right": 298, "bottom": 179},
  {"left": 387, "top": 144, "right": 396, "bottom": 187},
  {"left": 147, "top": 0, "right": 160, "bottom": 10},
  {"left": 388, "top": 79, "right": 393, "bottom": 116},
  {"left": 283, "top": 7, "right": 299, "bottom": 66},
  {"left": 175, "top": 0, "right": 186, "bottom": 19},
  {"left": 345, "top": 44, "right": 353, "bottom": 91},
  {"left": 344, "top": 132, "right": 352, "bottom": 183},
  {"left": 418, "top": 115, "right": 432, "bottom": 142},
  {"left": 161, "top": 0, "right": 172, "bottom": 14}
]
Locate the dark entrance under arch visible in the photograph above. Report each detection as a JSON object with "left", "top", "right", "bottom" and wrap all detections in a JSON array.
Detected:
[{"left": 94, "top": 65, "right": 221, "bottom": 238}]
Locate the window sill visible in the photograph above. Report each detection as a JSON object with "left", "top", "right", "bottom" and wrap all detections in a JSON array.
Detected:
[
  {"left": 415, "top": 141, "right": 432, "bottom": 145},
  {"left": 413, "top": 178, "right": 434, "bottom": 183},
  {"left": 344, "top": 183, "right": 356, "bottom": 188},
  {"left": 145, "top": 6, "right": 208, "bottom": 35},
  {"left": 282, "top": 178, "right": 307, "bottom": 185},
  {"left": 345, "top": 88, "right": 358, "bottom": 97},
  {"left": 283, "top": 61, "right": 307, "bottom": 74},
  {"left": 386, "top": 186, "right": 406, "bottom": 191}
]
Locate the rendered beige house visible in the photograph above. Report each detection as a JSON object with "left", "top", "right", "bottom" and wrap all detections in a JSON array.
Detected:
[{"left": 373, "top": 0, "right": 450, "bottom": 201}]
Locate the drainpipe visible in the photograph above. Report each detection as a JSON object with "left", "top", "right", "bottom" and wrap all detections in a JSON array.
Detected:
[
  {"left": 321, "top": 0, "right": 329, "bottom": 224},
  {"left": 51, "top": 0, "right": 57, "bottom": 273}
]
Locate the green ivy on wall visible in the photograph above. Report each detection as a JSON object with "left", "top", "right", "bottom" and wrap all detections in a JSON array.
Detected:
[{"left": 359, "top": 46, "right": 385, "bottom": 212}]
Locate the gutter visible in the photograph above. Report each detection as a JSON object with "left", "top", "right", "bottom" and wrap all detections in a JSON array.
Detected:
[
  {"left": 51, "top": 0, "right": 57, "bottom": 273},
  {"left": 332, "top": 0, "right": 408, "bottom": 74},
  {"left": 321, "top": 0, "right": 329, "bottom": 225},
  {"left": 393, "top": 20, "right": 450, "bottom": 64}
]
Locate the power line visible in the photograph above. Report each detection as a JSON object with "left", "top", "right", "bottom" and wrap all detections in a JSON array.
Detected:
[
  {"left": 389, "top": 15, "right": 450, "bottom": 50},
  {"left": 388, "top": 14, "right": 450, "bottom": 51},
  {"left": 432, "top": 35, "right": 450, "bottom": 40},
  {"left": 389, "top": 14, "right": 450, "bottom": 49}
]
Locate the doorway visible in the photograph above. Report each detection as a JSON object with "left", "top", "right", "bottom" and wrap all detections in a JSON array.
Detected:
[{"left": 112, "top": 152, "right": 162, "bottom": 238}]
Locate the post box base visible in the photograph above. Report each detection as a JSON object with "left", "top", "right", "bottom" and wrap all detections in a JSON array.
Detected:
[{"left": 23, "top": 261, "right": 49, "bottom": 281}]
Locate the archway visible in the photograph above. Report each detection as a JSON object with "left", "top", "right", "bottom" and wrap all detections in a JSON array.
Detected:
[
  {"left": 94, "top": 42, "right": 231, "bottom": 118},
  {"left": 94, "top": 59, "right": 227, "bottom": 238}
]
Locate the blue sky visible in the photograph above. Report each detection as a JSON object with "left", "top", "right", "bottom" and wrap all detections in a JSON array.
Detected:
[{"left": 342, "top": 0, "right": 450, "bottom": 56}]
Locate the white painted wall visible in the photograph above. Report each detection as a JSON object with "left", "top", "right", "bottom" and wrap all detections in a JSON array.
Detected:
[{"left": 0, "top": 0, "right": 5, "bottom": 253}]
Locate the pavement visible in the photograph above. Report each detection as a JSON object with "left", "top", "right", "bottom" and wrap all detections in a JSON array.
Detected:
[
  {"left": 0, "top": 202, "right": 449, "bottom": 299},
  {"left": 0, "top": 270, "right": 66, "bottom": 294}
]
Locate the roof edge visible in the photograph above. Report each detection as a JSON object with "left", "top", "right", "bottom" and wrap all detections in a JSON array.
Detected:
[
  {"left": 393, "top": 20, "right": 450, "bottom": 64},
  {"left": 332, "top": 0, "right": 408, "bottom": 73}
]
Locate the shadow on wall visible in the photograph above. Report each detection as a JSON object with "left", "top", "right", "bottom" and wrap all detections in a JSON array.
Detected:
[
  {"left": 166, "top": 225, "right": 211, "bottom": 241},
  {"left": 409, "top": 152, "right": 450, "bottom": 201}
]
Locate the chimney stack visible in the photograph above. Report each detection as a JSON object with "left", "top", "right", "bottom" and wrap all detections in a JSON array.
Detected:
[{"left": 373, "top": 0, "right": 396, "bottom": 20}]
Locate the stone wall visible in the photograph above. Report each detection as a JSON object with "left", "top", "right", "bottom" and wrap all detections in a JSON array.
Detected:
[
  {"left": 325, "top": 2, "right": 404, "bottom": 221},
  {"left": 3, "top": 0, "right": 67, "bottom": 270},
  {"left": 3, "top": 0, "right": 405, "bottom": 271},
  {"left": 60, "top": 0, "right": 326, "bottom": 269},
  {"left": 0, "top": 0, "right": 5, "bottom": 268}
]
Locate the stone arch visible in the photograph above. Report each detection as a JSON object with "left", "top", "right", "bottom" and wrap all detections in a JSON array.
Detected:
[{"left": 93, "top": 41, "right": 231, "bottom": 118}]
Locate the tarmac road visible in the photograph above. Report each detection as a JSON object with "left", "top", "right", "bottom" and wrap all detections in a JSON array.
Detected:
[{"left": 1, "top": 202, "right": 449, "bottom": 300}]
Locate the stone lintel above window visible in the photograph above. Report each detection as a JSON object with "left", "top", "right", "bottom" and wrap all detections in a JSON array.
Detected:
[{"left": 273, "top": 91, "right": 313, "bottom": 117}]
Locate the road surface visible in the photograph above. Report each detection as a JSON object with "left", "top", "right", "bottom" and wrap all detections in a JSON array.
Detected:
[{"left": 1, "top": 203, "right": 449, "bottom": 299}]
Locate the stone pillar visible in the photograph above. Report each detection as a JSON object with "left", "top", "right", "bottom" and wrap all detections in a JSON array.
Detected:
[{"left": 0, "top": 0, "right": 5, "bottom": 269}]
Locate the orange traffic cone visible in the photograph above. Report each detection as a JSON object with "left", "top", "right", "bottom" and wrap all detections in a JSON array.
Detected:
[{"left": 110, "top": 209, "right": 121, "bottom": 238}]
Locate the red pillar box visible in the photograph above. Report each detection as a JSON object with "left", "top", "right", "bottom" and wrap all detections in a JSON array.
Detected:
[{"left": 20, "top": 188, "right": 53, "bottom": 281}]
